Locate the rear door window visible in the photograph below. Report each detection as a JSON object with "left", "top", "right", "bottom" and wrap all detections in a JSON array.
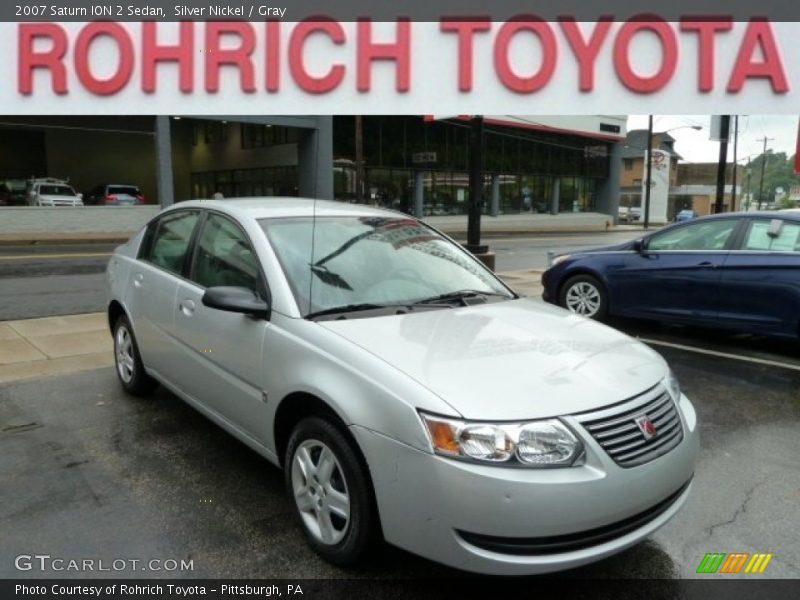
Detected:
[
  {"left": 143, "top": 210, "right": 201, "bottom": 275},
  {"left": 742, "top": 219, "right": 800, "bottom": 252}
]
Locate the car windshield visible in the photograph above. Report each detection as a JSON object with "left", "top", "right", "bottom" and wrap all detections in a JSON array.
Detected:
[
  {"left": 108, "top": 186, "right": 139, "bottom": 196},
  {"left": 39, "top": 185, "right": 75, "bottom": 196},
  {"left": 261, "top": 216, "right": 513, "bottom": 316}
]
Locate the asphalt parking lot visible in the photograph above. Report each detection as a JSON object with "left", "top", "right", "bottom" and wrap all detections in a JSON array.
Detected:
[{"left": 1, "top": 317, "right": 798, "bottom": 582}]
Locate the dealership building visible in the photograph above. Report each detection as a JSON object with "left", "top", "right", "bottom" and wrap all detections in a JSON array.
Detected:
[{"left": 0, "top": 114, "right": 626, "bottom": 223}]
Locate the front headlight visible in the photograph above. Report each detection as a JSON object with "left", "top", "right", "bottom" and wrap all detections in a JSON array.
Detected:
[
  {"left": 664, "top": 369, "right": 681, "bottom": 402},
  {"left": 419, "top": 412, "right": 584, "bottom": 467}
]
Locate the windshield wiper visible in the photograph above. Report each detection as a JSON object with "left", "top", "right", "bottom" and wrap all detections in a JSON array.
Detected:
[
  {"left": 306, "top": 303, "right": 387, "bottom": 319},
  {"left": 414, "top": 289, "right": 514, "bottom": 305},
  {"left": 306, "top": 301, "right": 454, "bottom": 320}
]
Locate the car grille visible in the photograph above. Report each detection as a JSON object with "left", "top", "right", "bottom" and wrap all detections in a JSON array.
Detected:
[{"left": 574, "top": 385, "right": 684, "bottom": 468}]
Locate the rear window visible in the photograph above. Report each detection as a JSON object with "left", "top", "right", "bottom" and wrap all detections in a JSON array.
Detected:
[{"left": 108, "top": 186, "right": 140, "bottom": 196}]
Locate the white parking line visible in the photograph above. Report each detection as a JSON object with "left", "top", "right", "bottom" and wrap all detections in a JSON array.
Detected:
[{"left": 639, "top": 337, "right": 800, "bottom": 373}]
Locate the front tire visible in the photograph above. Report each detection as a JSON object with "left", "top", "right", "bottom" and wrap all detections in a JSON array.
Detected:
[
  {"left": 559, "top": 274, "right": 608, "bottom": 319},
  {"left": 285, "top": 416, "right": 377, "bottom": 566},
  {"left": 113, "top": 315, "right": 157, "bottom": 396}
]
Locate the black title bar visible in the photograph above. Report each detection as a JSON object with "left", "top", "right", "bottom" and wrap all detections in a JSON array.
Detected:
[{"left": 5, "top": 1, "right": 800, "bottom": 21}]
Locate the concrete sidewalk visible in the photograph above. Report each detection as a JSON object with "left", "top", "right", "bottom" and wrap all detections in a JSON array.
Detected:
[
  {"left": 0, "top": 313, "right": 113, "bottom": 384},
  {"left": 0, "top": 271, "right": 543, "bottom": 385}
]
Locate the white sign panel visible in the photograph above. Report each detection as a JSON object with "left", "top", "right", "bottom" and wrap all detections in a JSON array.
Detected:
[
  {"left": 642, "top": 149, "right": 671, "bottom": 224},
  {"left": 709, "top": 116, "right": 732, "bottom": 142},
  {"left": 2, "top": 21, "right": 800, "bottom": 114}
]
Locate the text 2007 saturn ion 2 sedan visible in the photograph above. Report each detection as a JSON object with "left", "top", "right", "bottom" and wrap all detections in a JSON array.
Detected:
[{"left": 106, "top": 198, "right": 698, "bottom": 575}]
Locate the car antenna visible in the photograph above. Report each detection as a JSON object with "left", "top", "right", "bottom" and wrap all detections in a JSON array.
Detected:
[{"left": 308, "top": 126, "right": 320, "bottom": 316}]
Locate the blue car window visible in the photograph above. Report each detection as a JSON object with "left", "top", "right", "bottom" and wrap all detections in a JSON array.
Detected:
[
  {"left": 648, "top": 219, "right": 738, "bottom": 251},
  {"left": 744, "top": 220, "right": 800, "bottom": 252}
]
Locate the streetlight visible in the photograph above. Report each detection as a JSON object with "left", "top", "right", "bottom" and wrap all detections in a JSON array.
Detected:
[{"left": 642, "top": 122, "right": 702, "bottom": 229}]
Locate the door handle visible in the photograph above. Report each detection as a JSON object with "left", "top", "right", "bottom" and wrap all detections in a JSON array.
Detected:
[
  {"left": 179, "top": 299, "right": 196, "bottom": 316},
  {"left": 133, "top": 273, "right": 144, "bottom": 287},
  {"left": 696, "top": 261, "right": 716, "bottom": 268}
]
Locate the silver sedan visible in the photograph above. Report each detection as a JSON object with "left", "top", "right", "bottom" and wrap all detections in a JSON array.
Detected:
[{"left": 106, "top": 198, "right": 698, "bottom": 575}]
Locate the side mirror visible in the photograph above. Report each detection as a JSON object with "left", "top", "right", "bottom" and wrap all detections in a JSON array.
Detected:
[
  {"left": 77, "top": 193, "right": 83, "bottom": 199},
  {"left": 202, "top": 286, "right": 270, "bottom": 319},
  {"left": 633, "top": 238, "right": 645, "bottom": 253}
]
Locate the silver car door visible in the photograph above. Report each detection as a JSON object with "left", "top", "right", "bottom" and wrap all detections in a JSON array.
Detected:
[
  {"left": 171, "top": 212, "right": 270, "bottom": 443},
  {"left": 127, "top": 209, "right": 201, "bottom": 384}
]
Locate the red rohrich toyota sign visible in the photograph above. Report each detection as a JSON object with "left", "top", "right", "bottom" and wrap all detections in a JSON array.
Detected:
[{"left": 3, "top": 19, "right": 798, "bottom": 114}]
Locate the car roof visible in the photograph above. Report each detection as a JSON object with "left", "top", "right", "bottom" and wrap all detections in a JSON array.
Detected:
[
  {"left": 165, "top": 198, "right": 409, "bottom": 221},
  {"left": 685, "top": 211, "right": 800, "bottom": 222}
]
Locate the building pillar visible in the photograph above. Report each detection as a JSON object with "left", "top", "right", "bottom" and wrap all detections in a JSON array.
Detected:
[
  {"left": 298, "top": 116, "right": 334, "bottom": 200},
  {"left": 154, "top": 116, "right": 175, "bottom": 207},
  {"left": 550, "top": 177, "right": 561, "bottom": 215},
  {"left": 414, "top": 171, "right": 424, "bottom": 218},
  {"left": 490, "top": 174, "right": 500, "bottom": 217},
  {"left": 597, "top": 140, "right": 624, "bottom": 223}
]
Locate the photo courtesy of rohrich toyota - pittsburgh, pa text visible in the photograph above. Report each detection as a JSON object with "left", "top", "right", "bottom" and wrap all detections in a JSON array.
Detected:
[{"left": 0, "top": 1, "right": 799, "bottom": 599}]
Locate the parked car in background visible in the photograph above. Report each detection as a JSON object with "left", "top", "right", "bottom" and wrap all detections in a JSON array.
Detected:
[
  {"left": 26, "top": 178, "right": 83, "bottom": 207},
  {"left": 85, "top": 184, "right": 145, "bottom": 206},
  {"left": 618, "top": 206, "right": 642, "bottom": 223},
  {"left": 675, "top": 209, "right": 699, "bottom": 222},
  {"left": 106, "top": 198, "right": 697, "bottom": 575},
  {"left": 543, "top": 212, "right": 800, "bottom": 340},
  {"left": 0, "top": 180, "right": 28, "bottom": 206}
]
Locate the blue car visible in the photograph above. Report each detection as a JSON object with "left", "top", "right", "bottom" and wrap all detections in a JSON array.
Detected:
[
  {"left": 675, "top": 209, "right": 699, "bottom": 222},
  {"left": 542, "top": 212, "right": 800, "bottom": 340}
]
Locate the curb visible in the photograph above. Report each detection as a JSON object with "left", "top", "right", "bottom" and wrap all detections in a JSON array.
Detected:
[{"left": 0, "top": 233, "right": 135, "bottom": 246}]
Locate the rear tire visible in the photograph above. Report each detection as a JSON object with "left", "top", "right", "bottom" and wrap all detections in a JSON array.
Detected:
[
  {"left": 285, "top": 416, "right": 377, "bottom": 566},
  {"left": 113, "top": 315, "right": 157, "bottom": 396},
  {"left": 559, "top": 274, "right": 608, "bottom": 320}
]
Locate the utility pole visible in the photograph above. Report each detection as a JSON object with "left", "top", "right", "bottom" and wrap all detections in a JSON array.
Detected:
[
  {"left": 714, "top": 115, "right": 731, "bottom": 214},
  {"left": 354, "top": 116, "right": 364, "bottom": 202},
  {"left": 756, "top": 136, "right": 774, "bottom": 209},
  {"left": 643, "top": 115, "right": 654, "bottom": 230},
  {"left": 466, "top": 115, "right": 486, "bottom": 253},
  {"left": 731, "top": 116, "right": 739, "bottom": 210}
]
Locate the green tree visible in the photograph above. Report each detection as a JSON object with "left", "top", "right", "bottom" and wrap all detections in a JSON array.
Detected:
[{"left": 745, "top": 152, "right": 800, "bottom": 205}]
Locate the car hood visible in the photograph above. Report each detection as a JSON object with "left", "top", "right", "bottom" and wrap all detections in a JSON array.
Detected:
[
  {"left": 319, "top": 299, "right": 667, "bottom": 420},
  {"left": 571, "top": 240, "right": 636, "bottom": 254}
]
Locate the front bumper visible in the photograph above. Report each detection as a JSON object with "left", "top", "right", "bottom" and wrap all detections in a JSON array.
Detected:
[
  {"left": 351, "top": 394, "right": 698, "bottom": 575},
  {"left": 540, "top": 269, "right": 557, "bottom": 304}
]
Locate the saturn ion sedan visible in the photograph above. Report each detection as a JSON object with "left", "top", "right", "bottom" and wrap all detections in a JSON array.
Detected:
[{"left": 106, "top": 199, "right": 698, "bottom": 575}]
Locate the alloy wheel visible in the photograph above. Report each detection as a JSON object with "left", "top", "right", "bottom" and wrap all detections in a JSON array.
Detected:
[
  {"left": 115, "top": 325, "right": 135, "bottom": 384},
  {"left": 565, "top": 281, "right": 602, "bottom": 317},
  {"left": 291, "top": 439, "right": 351, "bottom": 545}
]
